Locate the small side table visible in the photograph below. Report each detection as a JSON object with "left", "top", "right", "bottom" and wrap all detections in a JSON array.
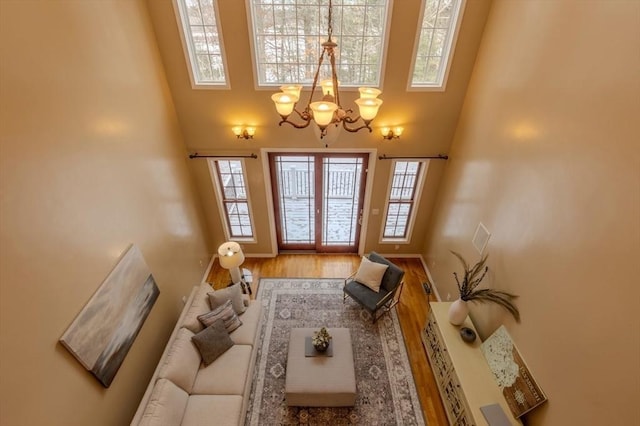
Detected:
[
  {"left": 240, "top": 268, "right": 253, "bottom": 295},
  {"left": 226, "top": 268, "right": 253, "bottom": 295}
]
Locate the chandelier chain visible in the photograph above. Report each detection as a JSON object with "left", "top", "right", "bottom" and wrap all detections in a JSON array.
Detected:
[{"left": 327, "top": 0, "right": 333, "bottom": 39}]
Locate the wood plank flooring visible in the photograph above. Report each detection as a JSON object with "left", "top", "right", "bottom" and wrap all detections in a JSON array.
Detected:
[{"left": 206, "top": 254, "right": 448, "bottom": 426}]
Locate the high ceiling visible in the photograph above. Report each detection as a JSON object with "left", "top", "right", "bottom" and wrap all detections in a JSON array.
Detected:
[{"left": 146, "top": 0, "right": 492, "bottom": 154}]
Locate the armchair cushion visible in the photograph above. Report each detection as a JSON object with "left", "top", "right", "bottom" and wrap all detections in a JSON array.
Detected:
[
  {"left": 353, "top": 256, "right": 389, "bottom": 293},
  {"left": 368, "top": 252, "right": 405, "bottom": 293}
]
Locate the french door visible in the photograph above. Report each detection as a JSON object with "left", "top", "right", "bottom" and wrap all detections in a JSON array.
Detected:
[{"left": 269, "top": 153, "right": 368, "bottom": 253}]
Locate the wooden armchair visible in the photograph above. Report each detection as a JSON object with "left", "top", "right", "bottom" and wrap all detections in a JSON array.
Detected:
[{"left": 343, "top": 252, "right": 405, "bottom": 323}]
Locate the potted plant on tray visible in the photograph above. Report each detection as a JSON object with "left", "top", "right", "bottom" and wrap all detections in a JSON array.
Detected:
[
  {"left": 449, "top": 251, "right": 520, "bottom": 325},
  {"left": 312, "top": 327, "right": 332, "bottom": 352}
]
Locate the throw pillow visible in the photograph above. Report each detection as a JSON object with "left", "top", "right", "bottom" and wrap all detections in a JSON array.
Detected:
[
  {"left": 354, "top": 255, "right": 389, "bottom": 293},
  {"left": 198, "top": 299, "right": 243, "bottom": 333},
  {"left": 207, "top": 283, "right": 246, "bottom": 315},
  {"left": 191, "top": 320, "right": 234, "bottom": 366}
]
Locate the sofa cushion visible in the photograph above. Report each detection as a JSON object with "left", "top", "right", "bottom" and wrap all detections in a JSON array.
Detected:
[
  {"left": 229, "top": 302, "right": 262, "bottom": 346},
  {"left": 208, "top": 283, "right": 246, "bottom": 315},
  {"left": 191, "top": 320, "right": 234, "bottom": 366},
  {"left": 191, "top": 344, "right": 252, "bottom": 395},
  {"left": 197, "top": 299, "right": 242, "bottom": 334},
  {"left": 354, "top": 255, "right": 389, "bottom": 293},
  {"left": 182, "top": 395, "right": 243, "bottom": 426},
  {"left": 138, "top": 378, "right": 188, "bottom": 426},
  {"left": 181, "top": 283, "right": 214, "bottom": 334},
  {"left": 157, "top": 328, "right": 201, "bottom": 393}
]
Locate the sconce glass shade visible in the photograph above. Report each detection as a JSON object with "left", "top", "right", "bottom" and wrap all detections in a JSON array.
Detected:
[
  {"left": 232, "top": 126, "right": 243, "bottom": 137},
  {"left": 245, "top": 127, "right": 256, "bottom": 137},
  {"left": 217, "top": 242, "right": 244, "bottom": 269},
  {"left": 381, "top": 126, "right": 404, "bottom": 139}
]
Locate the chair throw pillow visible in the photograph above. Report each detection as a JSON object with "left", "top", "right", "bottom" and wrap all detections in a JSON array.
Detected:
[
  {"left": 354, "top": 255, "right": 389, "bottom": 293},
  {"left": 198, "top": 299, "right": 243, "bottom": 333},
  {"left": 207, "top": 283, "right": 246, "bottom": 315},
  {"left": 191, "top": 320, "right": 234, "bottom": 366}
]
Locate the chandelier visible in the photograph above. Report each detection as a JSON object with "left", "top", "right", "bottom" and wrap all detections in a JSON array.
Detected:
[{"left": 270, "top": 0, "right": 383, "bottom": 140}]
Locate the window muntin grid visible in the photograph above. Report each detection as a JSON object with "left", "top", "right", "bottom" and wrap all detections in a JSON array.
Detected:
[
  {"left": 249, "top": 0, "right": 390, "bottom": 87},
  {"left": 410, "top": 0, "right": 464, "bottom": 88},
  {"left": 174, "top": 0, "right": 228, "bottom": 87},
  {"left": 212, "top": 160, "right": 254, "bottom": 239},
  {"left": 383, "top": 160, "right": 425, "bottom": 239}
]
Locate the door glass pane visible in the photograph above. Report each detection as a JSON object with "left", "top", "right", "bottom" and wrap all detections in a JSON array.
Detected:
[
  {"left": 322, "top": 157, "right": 363, "bottom": 246},
  {"left": 275, "top": 155, "right": 315, "bottom": 245}
]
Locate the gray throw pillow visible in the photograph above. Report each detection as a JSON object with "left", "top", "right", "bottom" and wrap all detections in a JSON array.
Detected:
[
  {"left": 208, "top": 283, "right": 246, "bottom": 315},
  {"left": 191, "top": 320, "right": 233, "bottom": 366},
  {"left": 198, "top": 299, "right": 243, "bottom": 333}
]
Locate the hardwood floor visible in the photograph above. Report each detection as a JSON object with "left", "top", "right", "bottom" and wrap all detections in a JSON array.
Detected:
[{"left": 206, "top": 254, "right": 449, "bottom": 426}]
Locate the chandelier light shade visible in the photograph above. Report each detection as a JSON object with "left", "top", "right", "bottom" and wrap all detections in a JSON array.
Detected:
[
  {"left": 270, "top": 0, "right": 383, "bottom": 140},
  {"left": 217, "top": 241, "right": 245, "bottom": 285}
]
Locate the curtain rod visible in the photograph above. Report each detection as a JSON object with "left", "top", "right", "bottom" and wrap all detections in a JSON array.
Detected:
[
  {"left": 189, "top": 153, "right": 258, "bottom": 159},
  {"left": 378, "top": 154, "right": 448, "bottom": 160}
]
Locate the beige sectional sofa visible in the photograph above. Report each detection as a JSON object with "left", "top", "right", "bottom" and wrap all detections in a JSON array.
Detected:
[{"left": 131, "top": 282, "right": 262, "bottom": 426}]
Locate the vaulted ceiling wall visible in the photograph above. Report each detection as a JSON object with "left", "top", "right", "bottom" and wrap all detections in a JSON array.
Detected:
[{"left": 146, "top": 0, "right": 493, "bottom": 254}]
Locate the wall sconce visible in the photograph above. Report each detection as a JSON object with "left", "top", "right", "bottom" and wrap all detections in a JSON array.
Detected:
[
  {"left": 232, "top": 126, "right": 255, "bottom": 139},
  {"left": 381, "top": 126, "right": 403, "bottom": 140}
]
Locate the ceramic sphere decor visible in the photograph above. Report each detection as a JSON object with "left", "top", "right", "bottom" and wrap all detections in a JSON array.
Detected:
[
  {"left": 448, "top": 250, "right": 521, "bottom": 324},
  {"left": 459, "top": 327, "right": 477, "bottom": 343}
]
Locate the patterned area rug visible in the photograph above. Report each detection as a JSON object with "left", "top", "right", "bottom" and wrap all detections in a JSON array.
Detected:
[{"left": 245, "top": 278, "right": 425, "bottom": 426}]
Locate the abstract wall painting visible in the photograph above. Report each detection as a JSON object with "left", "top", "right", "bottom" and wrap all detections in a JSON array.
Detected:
[{"left": 60, "top": 244, "right": 159, "bottom": 387}]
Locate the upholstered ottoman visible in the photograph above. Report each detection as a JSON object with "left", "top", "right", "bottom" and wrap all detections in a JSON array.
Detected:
[{"left": 285, "top": 328, "right": 357, "bottom": 407}]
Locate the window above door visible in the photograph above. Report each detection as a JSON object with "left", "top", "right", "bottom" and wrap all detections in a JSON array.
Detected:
[{"left": 247, "top": 0, "right": 392, "bottom": 88}]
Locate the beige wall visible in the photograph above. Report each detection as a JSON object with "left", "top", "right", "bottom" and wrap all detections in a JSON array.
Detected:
[
  {"left": 424, "top": 1, "right": 640, "bottom": 424},
  {"left": 146, "top": 0, "right": 492, "bottom": 255},
  {"left": 0, "top": 1, "right": 211, "bottom": 425}
]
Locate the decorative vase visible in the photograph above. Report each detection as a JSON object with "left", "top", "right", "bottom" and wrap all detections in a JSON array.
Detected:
[{"left": 448, "top": 298, "right": 469, "bottom": 325}]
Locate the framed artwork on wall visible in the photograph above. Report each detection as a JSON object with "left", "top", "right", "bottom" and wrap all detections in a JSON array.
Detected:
[
  {"left": 59, "top": 244, "right": 159, "bottom": 387},
  {"left": 481, "top": 325, "right": 547, "bottom": 418}
]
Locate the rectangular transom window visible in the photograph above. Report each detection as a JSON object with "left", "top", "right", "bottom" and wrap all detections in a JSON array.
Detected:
[
  {"left": 209, "top": 159, "right": 255, "bottom": 240},
  {"left": 409, "top": 0, "right": 465, "bottom": 89},
  {"left": 248, "top": 0, "right": 391, "bottom": 87},
  {"left": 382, "top": 160, "right": 428, "bottom": 241},
  {"left": 174, "top": 0, "right": 229, "bottom": 88}
]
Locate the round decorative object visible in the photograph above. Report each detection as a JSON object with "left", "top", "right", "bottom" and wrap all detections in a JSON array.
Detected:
[
  {"left": 460, "top": 327, "right": 477, "bottom": 343},
  {"left": 448, "top": 298, "right": 469, "bottom": 325}
]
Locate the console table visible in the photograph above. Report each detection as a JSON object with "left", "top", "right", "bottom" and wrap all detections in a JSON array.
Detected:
[{"left": 421, "top": 302, "right": 522, "bottom": 426}]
